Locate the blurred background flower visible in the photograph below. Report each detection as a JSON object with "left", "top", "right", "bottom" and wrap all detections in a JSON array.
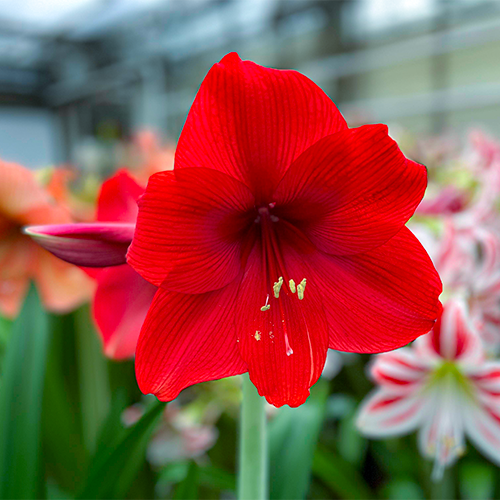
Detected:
[
  {"left": 88, "top": 169, "right": 157, "bottom": 360},
  {"left": 357, "top": 299, "right": 500, "bottom": 480},
  {"left": 0, "top": 159, "right": 94, "bottom": 317}
]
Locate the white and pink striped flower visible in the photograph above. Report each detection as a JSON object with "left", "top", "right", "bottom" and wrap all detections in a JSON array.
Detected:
[
  {"left": 356, "top": 299, "right": 500, "bottom": 479},
  {"left": 430, "top": 222, "right": 500, "bottom": 350}
]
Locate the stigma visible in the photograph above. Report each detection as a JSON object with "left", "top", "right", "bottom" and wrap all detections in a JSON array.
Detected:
[{"left": 261, "top": 294, "right": 270, "bottom": 311}]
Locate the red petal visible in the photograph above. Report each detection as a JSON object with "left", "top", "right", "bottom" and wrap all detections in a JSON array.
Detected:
[
  {"left": 25, "top": 222, "right": 134, "bottom": 267},
  {"left": 175, "top": 52, "right": 347, "bottom": 202},
  {"left": 311, "top": 227, "right": 442, "bottom": 353},
  {"left": 92, "top": 265, "right": 157, "bottom": 360},
  {"left": 97, "top": 170, "right": 144, "bottom": 223},
  {"left": 135, "top": 282, "right": 247, "bottom": 401},
  {"left": 127, "top": 168, "right": 255, "bottom": 294},
  {"left": 235, "top": 243, "right": 328, "bottom": 407},
  {"left": 274, "top": 125, "right": 427, "bottom": 255}
]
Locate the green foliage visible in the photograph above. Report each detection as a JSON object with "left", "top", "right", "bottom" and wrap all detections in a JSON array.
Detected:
[
  {"left": 73, "top": 304, "right": 111, "bottom": 454},
  {"left": 0, "top": 285, "right": 50, "bottom": 499},
  {"left": 2, "top": 297, "right": 500, "bottom": 500},
  {"left": 173, "top": 461, "right": 199, "bottom": 499},
  {"left": 459, "top": 462, "right": 495, "bottom": 500},
  {"left": 384, "top": 478, "right": 425, "bottom": 499},
  {"left": 0, "top": 314, "right": 12, "bottom": 363},
  {"left": 77, "top": 399, "right": 165, "bottom": 499},
  {"left": 313, "top": 447, "right": 372, "bottom": 499},
  {"left": 268, "top": 379, "right": 328, "bottom": 500}
]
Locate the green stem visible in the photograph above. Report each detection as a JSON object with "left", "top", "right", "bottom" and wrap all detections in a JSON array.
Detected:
[
  {"left": 238, "top": 374, "right": 268, "bottom": 500},
  {"left": 429, "top": 465, "right": 455, "bottom": 500}
]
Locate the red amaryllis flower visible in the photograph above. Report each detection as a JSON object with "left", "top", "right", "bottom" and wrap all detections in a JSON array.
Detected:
[
  {"left": 88, "top": 170, "right": 157, "bottom": 359},
  {"left": 127, "top": 53, "right": 442, "bottom": 407},
  {"left": 26, "top": 170, "right": 157, "bottom": 360}
]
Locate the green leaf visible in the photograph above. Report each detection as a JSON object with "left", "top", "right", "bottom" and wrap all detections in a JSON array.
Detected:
[
  {"left": 385, "top": 479, "right": 424, "bottom": 500},
  {"left": 76, "top": 399, "right": 165, "bottom": 499},
  {"left": 46, "top": 482, "right": 74, "bottom": 500},
  {"left": 0, "top": 314, "right": 12, "bottom": 346},
  {"left": 312, "top": 447, "right": 372, "bottom": 500},
  {"left": 0, "top": 285, "right": 50, "bottom": 499},
  {"left": 199, "top": 464, "right": 236, "bottom": 492},
  {"left": 158, "top": 461, "right": 235, "bottom": 498},
  {"left": 337, "top": 409, "right": 367, "bottom": 466},
  {"left": 42, "top": 314, "right": 89, "bottom": 493},
  {"left": 158, "top": 461, "right": 190, "bottom": 485},
  {"left": 74, "top": 304, "right": 111, "bottom": 454},
  {"left": 269, "top": 379, "right": 328, "bottom": 500},
  {"left": 173, "top": 461, "right": 199, "bottom": 500},
  {"left": 0, "top": 315, "right": 13, "bottom": 370},
  {"left": 326, "top": 393, "right": 356, "bottom": 420},
  {"left": 459, "top": 462, "right": 495, "bottom": 500},
  {"left": 92, "top": 389, "right": 129, "bottom": 458}
]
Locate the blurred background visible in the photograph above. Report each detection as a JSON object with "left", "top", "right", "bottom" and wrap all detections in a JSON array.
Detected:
[
  {"left": 1, "top": 0, "right": 500, "bottom": 169},
  {"left": 3, "top": 1, "right": 500, "bottom": 500}
]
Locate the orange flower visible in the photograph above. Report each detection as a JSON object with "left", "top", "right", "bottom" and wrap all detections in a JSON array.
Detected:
[
  {"left": 44, "top": 166, "right": 97, "bottom": 222},
  {"left": 130, "top": 130, "right": 175, "bottom": 182},
  {"left": 0, "top": 159, "right": 94, "bottom": 318}
]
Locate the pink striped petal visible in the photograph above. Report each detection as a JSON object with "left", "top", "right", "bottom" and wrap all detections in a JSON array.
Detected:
[
  {"left": 356, "top": 389, "right": 425, "bottom": 437},
  {"left": 371, "top": 348, "right": 428, "bottom": 392},
  {"left": 417, "top": 386, "right": 467, "bottom": 479},
  {"left": 472, "top": 363, "right": 500, "bottom": 400},
  {"left": 24, "top": 222, "right": 135, "bottom": 267},
  {"left": 417, "top": 298, "right": 484, "bottom": 364},
  {"left": 463, "top": 402, "right": 500, "bottom": 467}
]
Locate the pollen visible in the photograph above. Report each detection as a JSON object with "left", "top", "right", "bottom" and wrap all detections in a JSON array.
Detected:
[
  {"left": 289, "top": 279, "right": 296, "bottom": 293},
  {"left": 273, "top": 276, "right": 284, "bottom": 298},
  {"left": 254, "top": 331, "right": 261, "bottom": 341},
  {"left": 297, "top": 278, "right": 307, "bottom": 300}
]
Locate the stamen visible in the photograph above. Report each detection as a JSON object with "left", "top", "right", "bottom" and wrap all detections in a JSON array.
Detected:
[
  {"left": 270, "top": 215, "right": 279, "bottom": 222},
  {"left": 260, "top": 294, "right": 270, "bottom": 312},
  {"left": 289, "top": 279, "right": 296, "bottom": 293},
  {"left": 254, "top": 331, "right": 261, "bottom": 341},
  {"left": 297, "top": 278, "right": 307, "bottom": 300},
  {"left": 273, "top": 276, "right": 283, "bottom": 298},
  {"left": 269, "top": 202, "right": 276, "bottom": 209}
]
